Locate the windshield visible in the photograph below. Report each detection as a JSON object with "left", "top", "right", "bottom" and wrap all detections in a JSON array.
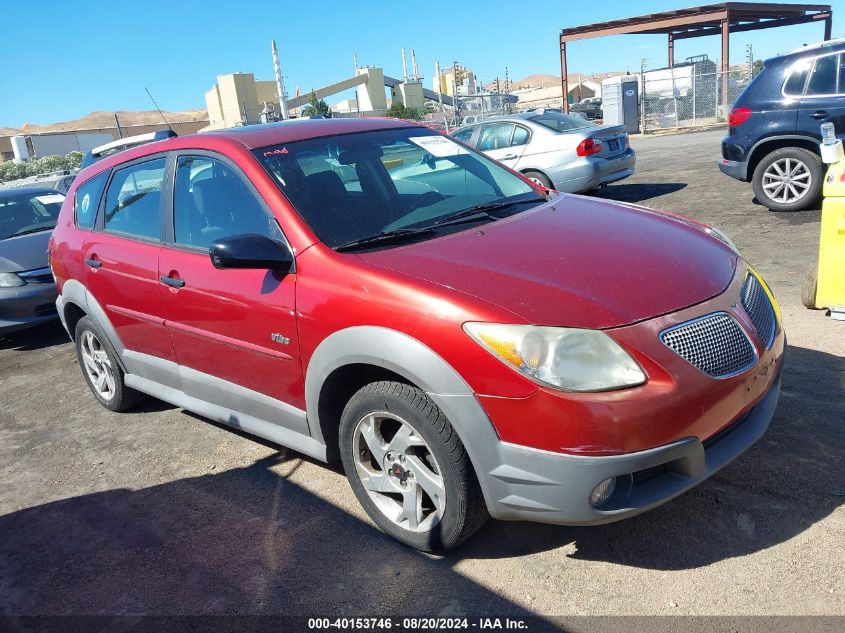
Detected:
[
  {"left": 254, "top": 127, "right": 542, "bottom": 249},
  {"left": 0, "top": 191, "right": 64, "bottom": 240},
  {"left": 529, "top": 111, "right": 595, "bottom": 132}
]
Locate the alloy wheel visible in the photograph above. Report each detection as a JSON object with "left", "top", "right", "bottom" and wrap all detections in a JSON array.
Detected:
[
  {"left": 761, "top": 157, "right": 812, "bottom": 204},
  {"left": 351, "top": 412, "right": 446, "bottom": 533},
  {"left": 80, "top": 331, "right": 116, "bottom": 401}
]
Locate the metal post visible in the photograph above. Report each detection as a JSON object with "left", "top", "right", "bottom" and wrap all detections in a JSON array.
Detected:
[
  {"left": 668, "top": 33, "right": 675, "bottom": 68},
  {"left": 640, "top": 58, "right": 647, "bottom": 133},
  {"left": 824, "top": 15, "right": 832, "bottom": 40},
  {"left": 453, "top": 61, "right": 460, "bottom": 125},
  {"left": 504, "top": 66, "right": 510, "bottom": 114},
  {"left": 720, "top": 17, "right": 730, "bottom": 114},
  {"left": 560, "top": 38, "right": 569, "bottom": 113},
  {"left": 435, "top": 61, "right": 447, "bottom": 130}
]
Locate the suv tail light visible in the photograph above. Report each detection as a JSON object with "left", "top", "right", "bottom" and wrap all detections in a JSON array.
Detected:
[
  {"left": 728, "top": 107, "right": 752, "bottom": 127},
  {"left": 576, "top": 138, "right": 603, "bottom": 157}
]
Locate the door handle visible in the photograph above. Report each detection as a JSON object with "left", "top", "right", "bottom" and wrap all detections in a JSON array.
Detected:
[
  {"left": 501, "top": 154, "right": 518, "bottom": 160},
  {"left": 160, "top": 275, "right": 185, "bottom": 288},
  {"left": 84, "top": 258, "right": 101, "bottom": 268},
  {"left": 810, "top": 110, "right": 830, "bottom": 120}
]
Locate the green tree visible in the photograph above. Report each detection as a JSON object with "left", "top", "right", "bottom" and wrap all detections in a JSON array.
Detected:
[
  {"left": 385, "top": 103, "right": 423, "bottom": 120},
  {"left": 301, "top": 92, "right": 332, "bottom": 118},
  {"left": 752, "top": 59, "right": 763, "bottom": 77}
]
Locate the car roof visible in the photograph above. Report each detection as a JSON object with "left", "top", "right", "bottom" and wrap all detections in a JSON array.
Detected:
[
  {"left": 73, "top": 117, "right": 423, "bottom": 183},
  {"left": 0, "top": 187, "right": 62, "bottom": 200}
]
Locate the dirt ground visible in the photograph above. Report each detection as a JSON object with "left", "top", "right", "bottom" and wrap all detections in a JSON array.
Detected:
[{"left": 1, "top": 129, "right": 843, "bottom": 622}]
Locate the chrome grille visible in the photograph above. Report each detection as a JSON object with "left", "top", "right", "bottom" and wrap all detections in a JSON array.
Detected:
[
  {"left": 660, "top": 313, "right": 756, "bottom": 378},
  {"left": 740, "top": 273, "right": 776, "bottom": 348}
]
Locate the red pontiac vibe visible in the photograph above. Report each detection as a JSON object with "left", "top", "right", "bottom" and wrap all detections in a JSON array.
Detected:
[{"left": 50, "top": 118, "right": 784, "bottom": 551}]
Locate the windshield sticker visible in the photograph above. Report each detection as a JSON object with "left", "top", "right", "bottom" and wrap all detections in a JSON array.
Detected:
[
  {"left": 80, "top": 193, "right": 91, "bottom": 213},
  {"left": 35, "top": 194, "right": 65, "bottom": 205},
  {"left": 264, "top": 147, "right": 289, "bottom": 157},
  {"left": 408, "top": 136, "right": 468, "bottom": 157}
]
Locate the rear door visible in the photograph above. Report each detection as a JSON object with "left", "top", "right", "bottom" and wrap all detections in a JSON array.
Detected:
[
  {"left": 797, "top": 51, "right": 845, "bottom": 139},
  {"left": 81, "top": 155, "right": 176, "bottom": 367},
  {"left": 158, "top": 152, "right": 306, "bottom": 428},
  {"left": 476, "top": 122, "right": 528, "bottom": 167}
]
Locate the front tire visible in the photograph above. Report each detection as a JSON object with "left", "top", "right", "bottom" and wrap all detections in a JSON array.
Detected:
[
  {"left": 339, "top": 381, "right": 488, "bottom": 552},
  {"left": 74, "top": 316, "right": 146, "bottom": 412},
  {"left": 752, "top": 147, "right": 822, "bottom": 212}
]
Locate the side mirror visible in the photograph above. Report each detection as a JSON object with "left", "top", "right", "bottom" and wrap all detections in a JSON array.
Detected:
[{"left": 209, "top": 234, "right": 294, "bottom": 272}]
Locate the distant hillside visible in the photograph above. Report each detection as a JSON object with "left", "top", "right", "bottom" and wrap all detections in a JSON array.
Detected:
[
  {"left": 487, "top": 71, "right": 630, "bottom": 91},
  {"left": 4, "top": 109, "right": 209, "bottom": 135}
]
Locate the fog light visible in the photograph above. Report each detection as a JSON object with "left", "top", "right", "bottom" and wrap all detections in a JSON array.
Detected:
[{"left": 590, "top": 477, "right": 617, "bottom": 507}]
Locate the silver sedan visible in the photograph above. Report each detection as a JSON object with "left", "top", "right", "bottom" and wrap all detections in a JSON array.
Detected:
[{"left": 450, "top": 110, "right": 636, "bottom": 193}]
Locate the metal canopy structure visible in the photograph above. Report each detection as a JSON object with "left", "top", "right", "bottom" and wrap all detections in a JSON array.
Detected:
[{"left": 559, "top": 2, "right": 833, "bottom": 112}]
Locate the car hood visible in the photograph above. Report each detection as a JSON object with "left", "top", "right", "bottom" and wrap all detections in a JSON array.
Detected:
[
  {"left": 0, "top": 230, "right": 51, "bottom": 273},
  {"left": 358, "top": 196, "right": 737, "bottom": 329}
]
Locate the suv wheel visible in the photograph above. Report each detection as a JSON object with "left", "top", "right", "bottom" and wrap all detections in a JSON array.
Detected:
[
  {"left": 339, "top": 381, "right": 488, "bottom": 552},
  {"left": 74, "top": 316, "right": 146, "bottom": 412},
  {"left": 752, "top": 147, "right": 822, "bottom": 212}
]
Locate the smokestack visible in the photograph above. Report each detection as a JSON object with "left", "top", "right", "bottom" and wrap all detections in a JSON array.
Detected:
[
  {"left": 271, "top": 40, "right": 289, "bottom": 120},
  {"left": 401, "top": 48, "right": 408, "bottom": 80},
  {"left": 411, "top": 49, "right": 419, "bottom": 80}
]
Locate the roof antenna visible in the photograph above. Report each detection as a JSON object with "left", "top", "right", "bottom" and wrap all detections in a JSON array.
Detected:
[{"left": 144, "top": 87, "right": 176, "bottom": 134}]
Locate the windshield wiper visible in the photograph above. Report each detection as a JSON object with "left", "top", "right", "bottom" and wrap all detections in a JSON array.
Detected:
[
  {"left": 12, "top": 227, "right": 55, "bottom": 237},
  {"left": 335, "top": 227, "right": 436, "bottom": 252},
  {"left": 431, "top": 198, "right": 543, "bottom": 227}
]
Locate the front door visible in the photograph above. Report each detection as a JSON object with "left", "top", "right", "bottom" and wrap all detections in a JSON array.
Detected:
[
  {"left": 81, "top": 156, "right": 176, "bottom": 367},
  {"left": 159, "top": 153, "right": 305, "bottom": 430},
  {"left": 476, "top": 122, "right": 529, "bottom": 167}
]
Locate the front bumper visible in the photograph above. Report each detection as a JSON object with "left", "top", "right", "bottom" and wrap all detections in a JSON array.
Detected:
[
  {"left": 718, "top": 157, "right": 748, "bottom": 181},
  {"left": 0, "top": 282, "right": 59, "bottom": 334},
  {"left": 481, "top": 372, "right": 780, "bottom": 524}
]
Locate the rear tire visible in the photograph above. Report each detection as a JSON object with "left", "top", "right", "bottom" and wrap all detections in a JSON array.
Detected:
[
  {"left": 74, "top": 316, "right": 146, "bottom": 412},
  {"left": 522, "top": 170, "right": 553, "bottom": 190},
  {"left": 752, "top": 147, "right": 822, "bottom": 212},
  {"left": 339, "top": 381, "right": 488, "bottom": 552}
]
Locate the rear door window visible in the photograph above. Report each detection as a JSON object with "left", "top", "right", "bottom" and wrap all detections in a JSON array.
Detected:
[
  {"left": 806, "top": 54, "right": 838, "bottom": 95},
  {"left": 74, "top": 172, "right": 108, "bottom": 229},
  {"left": 511, "top": 125, "right": 530, "bottom": 146},
  {"left": 103, "top": 158, "right": 166, "bottom": 240}
]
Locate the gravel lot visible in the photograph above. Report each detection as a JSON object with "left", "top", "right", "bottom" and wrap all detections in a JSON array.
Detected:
[{"left": 1, "top": 129, "right": 843, "bottom": 622}]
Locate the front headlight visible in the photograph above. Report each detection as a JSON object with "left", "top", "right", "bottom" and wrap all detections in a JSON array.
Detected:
[
  {"left": 463, "top": 323, "right": 646, "bottom": 392},
  {"left": 706, "top": 226, "right": 740, "bottom": 253},
  {"left": 0, "top": 272, "right": 25, "bottom": 288}
]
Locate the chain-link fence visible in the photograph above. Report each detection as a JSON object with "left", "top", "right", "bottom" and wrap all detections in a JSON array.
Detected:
[{"left": 641, "top": 67, "right": 752, "bottom": 132}]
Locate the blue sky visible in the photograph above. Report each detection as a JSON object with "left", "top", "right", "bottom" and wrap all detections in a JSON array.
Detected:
[{"left": 2, "top": 0, "right": 843, "bottom": 127}]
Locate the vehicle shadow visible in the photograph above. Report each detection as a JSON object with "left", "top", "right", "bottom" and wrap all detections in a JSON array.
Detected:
[
  {"left": 0, "top": 319, "right": 67, "bottom": 352},
  {"left": 460, "top": 344, "right": 844, "bottom": 569},
  {"left": 0, "top": 453, "right": 548, "bottom": 622},
  {"left": 591, "top": 182, "right": 687, "bottom": 203},
  {"left": 1, "top": 346, "right": 840, "bottom": 617}
]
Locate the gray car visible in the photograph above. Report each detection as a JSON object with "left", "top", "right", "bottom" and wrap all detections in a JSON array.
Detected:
[
  {"left": 451, "top": 110, "right": 635, "bottom": 193},
  {"left": 0, "top": 187, "right": 64, "bottom": 335}
]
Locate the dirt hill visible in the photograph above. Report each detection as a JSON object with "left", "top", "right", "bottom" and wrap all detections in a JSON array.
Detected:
[{"left": 6, "top": 109, "right": 208, "bottom": 135}]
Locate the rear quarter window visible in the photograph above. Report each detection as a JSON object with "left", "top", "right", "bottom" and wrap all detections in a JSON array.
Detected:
[{"left": 74, "top": 172, "right": 109, "bottom": 229}]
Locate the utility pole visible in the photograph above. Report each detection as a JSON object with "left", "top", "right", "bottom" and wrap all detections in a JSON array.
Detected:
[
  {"left": 453, "top": 61, "right": 460, "bottom": 124},
  {"left": 746, "top": 43, "right": 754, "bottom": 77},
  {"left": 504, "top": 66, "right": 510, "bottom": 114},
  {"left": 640, "top": 58, "right": 648, "bottom": 133},
  {"left": 435, "top": 61, "right": 448, "bottom": 131}
]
